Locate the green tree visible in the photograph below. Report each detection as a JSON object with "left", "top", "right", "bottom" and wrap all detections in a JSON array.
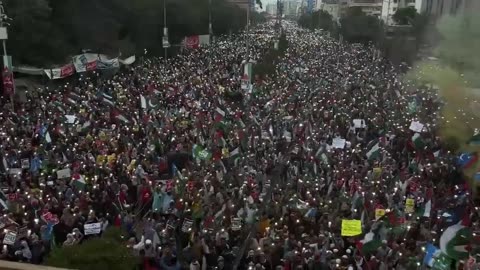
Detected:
[
  {"left": 298, "top": 10, "right": 335, "bottom": 32},
  {"left": 45, "top": 228, "right": 136, "bottom": 270},
  {"left": 4, "top": 0, "right": 72, "bottom": 66},
  {"left": 339, "top": 7, "right": 384, "bottom": 45},
  {"left": 392, "top": 6, "right": 417, "bottom": 25},
  {"left": 5, "top": 0, "right": 249, "bottom": 66}
]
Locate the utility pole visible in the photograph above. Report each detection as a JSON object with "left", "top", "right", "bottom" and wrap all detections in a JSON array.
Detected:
[
  {"left": 0, "top": 2, "right": 13, "bottom": 105},
  {"left": 162, "top": 0, "right": 170, "bottom": 65}
]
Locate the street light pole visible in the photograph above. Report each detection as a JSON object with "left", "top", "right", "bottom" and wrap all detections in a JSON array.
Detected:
[{"left": 163, "top": 0, "right": 169, "bottom": 64}]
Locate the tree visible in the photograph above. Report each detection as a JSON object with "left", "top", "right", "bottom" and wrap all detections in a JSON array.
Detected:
[
  {"left": 5, "top": 0, "right": 249, "bottom": 66},
  {"left": 339, "top": 7, "right": 384, "bottom": 45},
  {"left": 45, "top": 228, "right": 137, "bottom": 270},
  {"left": 4, "top": 0, "right": 72, "bottom": 66},
  {"left": 298, "top": 10, "right": 335, "bottom": 32},
  {"left": 392, "top": 6, "right": 417, "bottom": 25}
]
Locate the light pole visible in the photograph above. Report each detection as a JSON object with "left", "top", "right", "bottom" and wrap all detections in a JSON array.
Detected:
[
  {"left": 162, "top": 0, "right": 170, "bottom": 65},
  {"left": 0, "top": 2, "right": 13, "bottom": 104}
]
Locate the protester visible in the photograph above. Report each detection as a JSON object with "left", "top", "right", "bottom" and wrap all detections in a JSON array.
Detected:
[{"left": 0, "top": 21, "right": 478, "bottom": 270}]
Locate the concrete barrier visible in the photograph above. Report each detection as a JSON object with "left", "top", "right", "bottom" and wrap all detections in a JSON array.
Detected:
[{"left": 0, "top": 261, "right": 72, "bottom": 270}]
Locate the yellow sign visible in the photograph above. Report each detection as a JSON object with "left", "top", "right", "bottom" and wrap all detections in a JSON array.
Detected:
[
  {"left": 405, "top": 198, "right": 415, "bottom": 213},
  {"left": 373, "top": 167, "right": 382, "bottom": 178},
  {"left": 341, "top": 219, "right": 362, "bottom": 236},
  {"left": 375, "top": 209, "right": 386, "bottom": 220}
]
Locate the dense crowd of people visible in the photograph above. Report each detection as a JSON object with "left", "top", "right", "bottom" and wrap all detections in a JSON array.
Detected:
[{"left": 0, "top": 22, "right": 478, "bottom": 270}]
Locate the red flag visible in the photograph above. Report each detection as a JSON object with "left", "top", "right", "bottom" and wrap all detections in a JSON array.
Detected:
[{"left": 184, "top": 36, "right": 200, "bottom": 49}]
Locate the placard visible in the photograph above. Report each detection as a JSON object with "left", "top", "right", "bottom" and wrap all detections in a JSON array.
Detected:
[
  {"left": 409, "top": 121, "right": 424, "bottom": 133},
  {"left": 232, "top": 218, "right": 242, "bottom": 231},
  {"left": 3, "top": 231, "right": 16, "bottom": 245},
  {"left": 341, "top": 219, "right": 362, "bottom": 236},
  {"left": 84, "top": 222, "right": 102, "bottom": 235},
  {"left": 375, "top": 209, "right": 386, "bottom": 220},
  {"left": 405, "top": 198, "right": 415, "bottom": 213},
  {"left": 332, "top": 138, "right": 346, "bottom": 149},
  {"left": 56, "top": 168, "right": 71, "bottom": 179},
  {"left": 21, "top": 159, "right": 30, "bottom": 169},
  {"left": 181, "top": 219, "right": 193, "bottom": 233},
  {"left": 353, "top": 119, "right": 366, "bottom": 129}
]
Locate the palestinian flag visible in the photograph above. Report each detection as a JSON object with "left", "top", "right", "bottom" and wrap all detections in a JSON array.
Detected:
[
  {"left": 356, "top": 231, "right": 382, "bottom": 254},
  {"left": 411, "top": 133, "right": 425, "bottom": 149},
  {"left": 366, "top": 142, "right": 380, "bottom": 160},
  {"left": 72, "top": 173, "right": 86, "bottom": 190},
  {"left": 468, "top": 130, "right": 480, "bottom": 145},
  {"left": 110, "top": 108, "right": 130, "bottom": 123},
  {"left": 439, "top": 223, "right": 472, "bottom": 260}
]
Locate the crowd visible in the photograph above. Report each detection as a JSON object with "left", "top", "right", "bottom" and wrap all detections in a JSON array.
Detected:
[{"left": 0, "top": 21, "right": 478, "bottom": 270}]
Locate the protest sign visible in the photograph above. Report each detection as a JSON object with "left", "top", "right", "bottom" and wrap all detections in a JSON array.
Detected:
[
  {"left": 232, "top": 218, "right": 242, "bottom": 231},
  {"left": 181, "top": 219, "right": 193, "bottom": 233},
  {"left": 353, "top": 119, "right": 366, "bottom": 129},
  {"left": 21, "top": 159, "right": 29, "bottom": 169},
  {"left": 3, "top": 231, "right": 16, "bottom": 245},
  {"left": 341, "top": 219, "right": 362, "bottom": 236},
  {"left": 84, "top": 223, "right": 102, "bottom": 235},
  {"left": 409, "top": 121, "right": 424, "bottom": 133},
  {"left": 56, "top": 168, "right": 71, "bottom": 179},
  {"left": 332, "top": 138, "right": 346, "bottom": 149},
  {"left": 405, "top": 198, "right": 415, "bottom": 213},
  {"left": 375, "top": 209, "right": 385, "bottom": 220}
]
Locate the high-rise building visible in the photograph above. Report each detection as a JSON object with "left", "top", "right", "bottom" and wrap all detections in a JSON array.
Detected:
[
  {"left": 347, "top": 0, "right": 383, "bottom": 17},
  {"left": 381, "top": 0, "right": 480, "bottom": 26},
  {"left": 266, "top": 3, "right": 278, "bottom": 15}
]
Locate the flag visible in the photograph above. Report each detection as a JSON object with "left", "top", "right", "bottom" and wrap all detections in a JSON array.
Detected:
[
  {"left": 356, "top": 231, "right": 382, "bottom": 254},
  {"left": 230, "top": 147, "right": 240, "bottom": 165},
  {"left": 457, "top": 152, "right": 478, "bottom": 169},
  {"left": 439, "top": 223, "right": 472, "bottom": 260},
  {"left": 412, "top": 133, "right": 425, "bottom": 149},
  {"left": 192, "top": 144, "right": 212, "bottom": 161},
  {"left": 102, "top": 93, "right": 115, "bottom": 106},
  {"left": 111, "top": 108, "right": 129, "bottom": 123},
  {"left": 432, "top": 253, "right": 453, "bottom": 270},
  {"left": 183, "top": 35, "right": 210, "bottom": 49},
  {"left": 366, "top": 142, "right": 380, "bottom": 160},
  {"left": 140, "top": 95, "right": 158, "bottom": 110},
  {"left": 423, "top": 243, "right": 440, "bottom": 267},
  {"left": 172, "top": 164, "right": 184, "bottom": 182},
  {"left": 468, "top": 130, "right": 480, "bottom": 145},
  {"left": 423, "top": 200, "right": 432, "bottom": 217},
  {"left": 72, "top": 173, "right": 86, "bottom": 190}
]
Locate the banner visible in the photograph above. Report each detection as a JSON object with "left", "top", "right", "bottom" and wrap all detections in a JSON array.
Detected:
[
  {"left": 97, "top": 58, "right": 120, "bottom": 70},
  {"left": 119, "top": 55, "right": 136, "bottom": 65},
  {"left": 72, "top": 53, "right": 100, "bottom": 73},
  {"left": 84, "top": 222, "right": 102, "bottom": 235},
  {"left": 44, "top": 64, "right": 75, "bottom": 80},
  {"left": 184, "top": 35, "right": 210, "bottom": 49},
  {"left": 341, "top": 219, "right": 362, "bottom": 236}
]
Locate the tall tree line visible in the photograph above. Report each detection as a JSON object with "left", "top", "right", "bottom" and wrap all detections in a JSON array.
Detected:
[{"left": 4, "top": 0, "right": 252, "bottom": 66}]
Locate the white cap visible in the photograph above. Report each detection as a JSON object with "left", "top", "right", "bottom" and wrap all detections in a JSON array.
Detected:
[{"left": 145, "top": 239, "right": 152, "bottom": 245}]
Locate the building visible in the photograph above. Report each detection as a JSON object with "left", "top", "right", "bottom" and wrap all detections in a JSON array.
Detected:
[
  {"left": 316, "top": 0, "right": 341, "bottom": 21},
  {"left": 381, "top": 0, "right": 416, "bottom": 25},
  {"left": 266, "top": 3, "right": 277, "bottom": 15},
  {"left": 227, "top": 0, "right": 255, "bottom": 10},
  {"left": 283, "top": 0, "right": 300, "bottom": 17},
  {"left": 347, "top": 0, "right": 383, "bottom": 17},
  {"left": 381, "top": 0, "right": 480, "bottom": 26}
]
